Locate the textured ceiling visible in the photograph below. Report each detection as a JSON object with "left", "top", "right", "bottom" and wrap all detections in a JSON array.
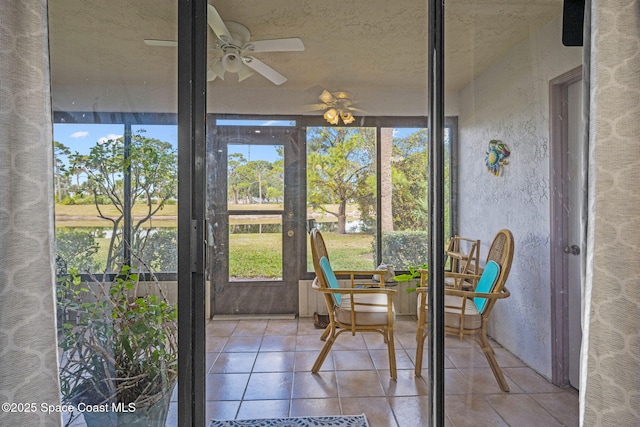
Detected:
[{"left": 48, "top": 0, "right": 563, "bottom": 116}]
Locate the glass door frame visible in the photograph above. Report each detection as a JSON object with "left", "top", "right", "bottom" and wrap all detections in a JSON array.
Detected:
[
  {"left": 177, "top": 0, "right": 207, "bottom": 426},
  {"left": 208, "top": 119, "right": 305, "bottom": 316},
  {"left": 427, "top": 0, "right": 446, "bottom": 424}
]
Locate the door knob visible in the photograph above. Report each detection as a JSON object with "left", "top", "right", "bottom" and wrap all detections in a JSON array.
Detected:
[{"left": 564, "top": 245, "right": 580, "bottom": 255}]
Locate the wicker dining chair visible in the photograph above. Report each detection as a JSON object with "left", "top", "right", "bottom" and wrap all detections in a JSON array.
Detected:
[
  {"left": 415, "top": 229, "right": 515, "bottom": 391},
  {"left": 309, "top": 228, "right": 398, "bottom": 380}
]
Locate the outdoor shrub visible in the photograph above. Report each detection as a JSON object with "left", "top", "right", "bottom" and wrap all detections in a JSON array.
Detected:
[
  {"left": 376, "top": 230, "right": 429, "bottom": 270},
  {"left": 135, "top": 229, "right": 177, "bottom": 272},
  {"left": 55, "top": 228, "right": 100, "bottom": 273}
]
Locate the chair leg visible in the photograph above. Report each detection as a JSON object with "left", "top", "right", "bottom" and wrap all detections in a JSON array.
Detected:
[
  {"left": 312, "top": 332, "right": 337, "bottom": 374},
  {"left": 478, "top": 332, "right": 510, "bottom": 392},
  {"left": 414, "top": 329, "right": 427, "bottom": 376},
  {"left": 414, "top": 312, "right": 427, "bottom": 376},
  {"left": 387, "top": 328, "right": 397, "bottom": 380},
  {"left": 320, "top": 324, "right": 330, "bottom": 341}
]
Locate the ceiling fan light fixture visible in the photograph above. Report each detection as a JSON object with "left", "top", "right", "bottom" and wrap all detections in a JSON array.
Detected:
[
  {"left": 210, "top": 59, "right": 226, "bottom": 80},
  {"left": 222, "top": 52, "right": 243, "bottom": 73},
  {"left": 340, "top": 109, "right": 355, "bottom": 124},
  {"left": 324, "top": 108, "right": 340, "bottom": 125},
  {"left": 315, "top": 90, "right": 360, "bottom": 125}
]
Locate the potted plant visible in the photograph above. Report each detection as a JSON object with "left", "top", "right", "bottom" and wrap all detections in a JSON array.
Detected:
[
  {"left": 393, "top": 263, "right": 428, "bottom": 293},
  {"left": 57, "top": 264, "right": 177, "bottom": 427}
]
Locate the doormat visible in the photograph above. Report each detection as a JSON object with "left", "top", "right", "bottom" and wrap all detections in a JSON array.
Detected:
[{"left": 209, "top": 414, "right": 369, "bottom": 427}]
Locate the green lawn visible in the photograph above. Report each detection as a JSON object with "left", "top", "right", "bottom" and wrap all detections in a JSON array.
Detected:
[
  {"left": 228, "top": 231, "right": 374, "bottom": 279},
  {"left": 229, "top": 233, "right": 283, "bottom": 278},
  {"left": 56, "top": 203, "right": 373, "bottom": 277},
  {"left": 64, "top": 229, "right": 373, "bottom": 278},
  {"left": 55, "top": 204, "right": 177, "bottom": 227},
  {"left": 54, "top": 203, "right": 360, "bottom": 228},
  {"left": 307, "top": 232, "right": 375, "bottom": 271}
]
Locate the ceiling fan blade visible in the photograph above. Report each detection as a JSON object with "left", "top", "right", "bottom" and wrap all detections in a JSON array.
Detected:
[
  {"left": 207, "top": 4, "right": 232, "bottom": 42},
  {"left": 144, "top": 39, "right": 178, "bottom": 47},
  {"left": 304, "top": 85, "right": 325, "bottom": 96},
  {"left": 300, "top": 103, "right": 328, "bottom": 112},
  {"left": 244, "top": 38, "right": 305, "bottom": 53},
  {"left": 319, "top": 90, "right": 335, "bottom": 104},
  {"left": 242, "top": 56, "right": 287, "bottom": 85}
]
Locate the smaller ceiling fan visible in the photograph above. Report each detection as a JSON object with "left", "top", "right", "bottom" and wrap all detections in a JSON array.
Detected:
[
  {"left": 303, "top": 90, "right": 365, "bottom": 125},
  {"left": 144, "top": 4, "right": 304, "bottom": 85}
]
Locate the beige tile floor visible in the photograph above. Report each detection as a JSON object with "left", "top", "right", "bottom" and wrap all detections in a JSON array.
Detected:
[{"left": 165, "top": 315, "right": 579, "bottom": 427}]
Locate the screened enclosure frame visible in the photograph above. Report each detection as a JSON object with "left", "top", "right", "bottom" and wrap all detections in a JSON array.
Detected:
[{"left": 52, "top": 111, "right": 458, "bottom": 281}]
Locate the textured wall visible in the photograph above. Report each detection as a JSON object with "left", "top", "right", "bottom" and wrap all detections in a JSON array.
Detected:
[
  {"left": 0, "top": 1, "right": 62, "bottom": 426},
  {"left": 582, "top": 0, "right": 640, "bottom": 424},
  {"left": 456, "top": 15, "right": 582, "bottom": 377}
]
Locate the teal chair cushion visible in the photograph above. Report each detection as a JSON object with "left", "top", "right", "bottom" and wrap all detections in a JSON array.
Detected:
[
  {"left": 473, "top": 260, "right": 501, "bottom": 313},
  {"left": 319, "top": 256, "right": 341, "bottom": 305}
]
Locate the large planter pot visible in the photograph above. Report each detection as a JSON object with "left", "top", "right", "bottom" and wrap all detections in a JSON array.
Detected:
[{"left": 82, "top": 391, "right": 172, "bottom": 427}]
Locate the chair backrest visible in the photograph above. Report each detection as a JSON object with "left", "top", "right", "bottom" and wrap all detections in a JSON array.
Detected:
[
  {"left": 473, "top": 260, "right": 501, "bottom": 313},
  {"left": 309, "top": 228, "right": 339, "bottom": 306},
  {"left": 446, "top": 235, "right": 481, "bottom": 278},
  {"left": 480, "top": 229, "right": 515, "bottom": 315},
  {"left": 310, "top": 228, "right": 329, "bottom": 279}
]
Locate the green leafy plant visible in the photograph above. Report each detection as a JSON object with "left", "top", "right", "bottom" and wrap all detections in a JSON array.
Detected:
[
  {"left": 394, "top": 263, "right": 428, "bottom": 293},
  {"left": 66, "top": 132, "right": 178, "bottom": 272},
  {"left": 57, "top": 264, "right": 177, "bottom": 417}
]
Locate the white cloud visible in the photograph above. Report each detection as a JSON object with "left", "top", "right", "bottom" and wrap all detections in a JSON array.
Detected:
[
  {"left": 70, "top": 131, "right": 89, "bottom": 138},
  {"left": 98, "top": 134, "right": 123, "bottom": 144}
]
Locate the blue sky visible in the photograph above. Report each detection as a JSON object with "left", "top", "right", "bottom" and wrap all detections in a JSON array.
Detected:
[
  {"left": 229, "top": 144, "right": 282, "bottom": 163},
  {"left": 54, "top": 123, "right": 178, "bottom": 155},
  {"left": 54, "top": 122, "right": 424, "bottom": 164}
]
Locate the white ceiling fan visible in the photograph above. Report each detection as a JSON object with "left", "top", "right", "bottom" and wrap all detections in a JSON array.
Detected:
[{"left": 144, "top": 4, "right": 305, "bottom": 85}]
